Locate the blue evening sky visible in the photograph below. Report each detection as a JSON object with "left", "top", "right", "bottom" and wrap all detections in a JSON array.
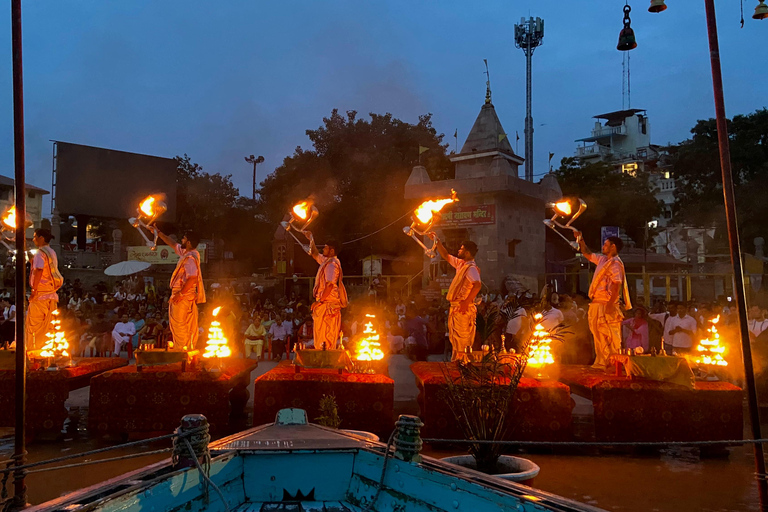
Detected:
[{"left": 0, "top": 1, "right": 765, "bottom": 216}]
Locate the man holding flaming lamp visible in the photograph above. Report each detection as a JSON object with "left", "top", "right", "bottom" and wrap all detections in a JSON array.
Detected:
[
  {"left": 309, "top": 237, "right": 347, "bottom": 350},
  {"left": 152, "top": 227, "right": 206, "bottom": 349},
  {"left": 429, "top": 235, "right": 481, "bottom": 361},
  {"left": 27, "top": 228, "right": 63, "bottom": 350},
  {"left": 572, "top": 232, "right": 631, "bottom": 370}
]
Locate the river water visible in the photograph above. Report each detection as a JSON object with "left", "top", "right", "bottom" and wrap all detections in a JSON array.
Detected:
[{"left": 0, "top": 360, "right": 760, "bottom": 511}]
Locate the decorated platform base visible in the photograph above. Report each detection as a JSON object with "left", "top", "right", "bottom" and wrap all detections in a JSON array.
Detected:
[
  {"left": 294, "top": 349, "right": 352, "bottom": 370},
  {"left": 135, "top": 348, "right": 200, "bottom": 371},
  {"left": 89, "top": 359, "right": 257, "bottom": 438},
  {"left": 253, "top": 361, "right": 394, "bottom": 438},
  {"left": 410, "top": 362, "right": 574, "bottom": 442},
  {"left": 0, "top": 357, "right": 128, "bottom": 437},
  {"left": 557, "top": 364, "right": 743, "bottom": 444}
]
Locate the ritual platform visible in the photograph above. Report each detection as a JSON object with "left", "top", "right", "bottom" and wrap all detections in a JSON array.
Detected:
[
  {"left": 89, "top": 358, "right": 257, "bottom": 438},
  {"left": 410, "top": 362, "right": 575, "bottom": 442},
  {"left": 0, "top": 356, "right": 128, "bottom": 437},
  {"left": 252, "top": 361, "right": 394, "bottom": 438},
  {"left": 557, "top": 364, "right": 743, "bottom": 443}
]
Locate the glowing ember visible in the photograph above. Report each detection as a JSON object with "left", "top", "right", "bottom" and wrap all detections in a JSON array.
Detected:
[
  {"left": 695, "top": 315, "right": 728, "bottom": 367},
  {"left": 203, "top": 306, "right": 232, "bottom": 359},
  {"left": 140, "top": 196, "right": 156, "bottom": 217},
  {"left": 39, "top": 310, "right": 69, "bottom": 359},
  {"left": 414, "top": 189, "right": 458, "bottom": 225},
  {"left": 2, "top": 207, "right": 16, "bottom": 230},
  {"left": 527, "top": 314, "right": 554, "bottom": 367},
  {"left": 355, "top": 314, "right": 384, "bottom": 361},
  {"left": 293, "top": 201, "right": 310, "bottom": 220},
  {"left": 554, "top": 201, "right": 572, "bottom": 216}
]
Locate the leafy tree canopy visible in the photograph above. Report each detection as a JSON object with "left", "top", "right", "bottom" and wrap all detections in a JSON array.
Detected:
[
  {"left": 554, "top": 158, "right": 663, "bottom": 248},
  {"left": 256, "top": 109, "right": 452, "bottom": 269},
  {"left": 672, "top": 108, "right": 768, "bottom": 252}
]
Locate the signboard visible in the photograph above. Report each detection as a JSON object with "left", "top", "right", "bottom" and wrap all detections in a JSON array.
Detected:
[
  {"left": 441, "top": 205, "right": 496, "bottom": 227},
  {"left": 601, "top": 226, "right": 619, "bottom": 245},
  {"left": 127, "top": 243, "right": 207, "bottom": 265}
]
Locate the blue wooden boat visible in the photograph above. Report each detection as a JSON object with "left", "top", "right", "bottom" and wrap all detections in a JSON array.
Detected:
[{"left": 26, "top": 409, "right": 605, "bottom": 512}]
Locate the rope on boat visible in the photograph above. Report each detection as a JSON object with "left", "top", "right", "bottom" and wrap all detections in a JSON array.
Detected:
[
  {"left": 361, "top": 429, "right": 397, "bottom": 512},
  {"left": 0, "top": 425, "right": 208, "bottom": 475},
  {"left": 421, "top": 437, "right": 768, "bottom": 447},
  {"left": 181, "top": 438, "right": 230, "bottom": 512}
]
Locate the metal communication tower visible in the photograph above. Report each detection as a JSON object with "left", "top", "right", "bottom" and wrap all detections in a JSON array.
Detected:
[{"left": 514, "top": 16, "right": 544, "bottom": 182}]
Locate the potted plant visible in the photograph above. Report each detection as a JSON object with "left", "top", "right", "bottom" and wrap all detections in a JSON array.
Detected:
[{"left": 439, "top": 294, "right": 564, "bottom": 484}]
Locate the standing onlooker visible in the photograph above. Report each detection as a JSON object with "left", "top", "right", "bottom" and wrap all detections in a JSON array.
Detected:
[
  {"left": 663, "top": 303, "right": 697, "bottom": 355},
  {"left": 748, "top": 305, "right": 768, "bottom": 340}
]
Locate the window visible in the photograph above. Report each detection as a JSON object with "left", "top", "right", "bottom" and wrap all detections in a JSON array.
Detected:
[{"left": 621, "top": 162, "right": 638, "bottom": 176}]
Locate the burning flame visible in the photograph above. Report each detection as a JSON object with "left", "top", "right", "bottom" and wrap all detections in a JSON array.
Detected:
[
  {"left": 355, "top": 314, "right": 384, "bottom": 361},
  {"left": 140, "top": 196, "right": 156, "bottom": 217},
  {"left": 414, "top": 189, "right": 458, "bottom": 225},
  {"left": 293, "top": 201, "right": 310, "bottom": 220},
  {"left": 203, "top": 306, "right": 232, "bottom": 359},
  {"left": 39, "top": 310, "right": 69, "bottom": 359},
  {"left": 527, "top": 314, "right": 554, "bottom": 367},
  {"left": 2, "top": 207, "right": 16, "bottom": 230},
  {"left": 554, "top": 201, "right": 572, "bottom": 216},
  {"left": 695, "top": 315, "right": 728, "bottom": 367}
]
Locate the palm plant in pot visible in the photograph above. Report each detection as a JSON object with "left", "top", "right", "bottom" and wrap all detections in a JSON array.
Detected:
[{"left": 439, "top": 293, "right": 564, "bottom": 482}]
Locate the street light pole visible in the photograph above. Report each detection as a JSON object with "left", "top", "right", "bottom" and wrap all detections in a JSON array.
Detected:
[
  {"left": 703, "top": 1, "right": 767, "bottom": 508},
  {"left": 244, "top": 154, "right": 264, "bottom": 201}
]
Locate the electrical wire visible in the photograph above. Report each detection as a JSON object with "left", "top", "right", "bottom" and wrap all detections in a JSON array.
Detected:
[{"left": 342, "top": 210, "right": 413, "bottom": 245}]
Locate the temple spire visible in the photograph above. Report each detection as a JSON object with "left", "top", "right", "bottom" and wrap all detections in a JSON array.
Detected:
[{"left": 484, "top": 59, "right": 492, "bottom": 105}]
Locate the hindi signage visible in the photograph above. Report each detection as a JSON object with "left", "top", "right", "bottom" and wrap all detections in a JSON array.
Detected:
[
  {"left": 127, "top": 243, "right": 207, "bottom": 265},
  {"left": 441, "top": 204, "right": 496, "bottom": 227}
]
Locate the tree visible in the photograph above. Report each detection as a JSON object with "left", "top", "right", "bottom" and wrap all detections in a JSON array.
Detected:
[
  {"left": 171, "top": 155, "right": 272, "bottom": 268},
  {"left": 554, "top": 158, "right": 663, "bottom": 248},
  {"left": 673, "top": 108, "right": 768, "bottom": 253},
  {"left": 256, "top": 109, "right": 452, "bottom": 270}
]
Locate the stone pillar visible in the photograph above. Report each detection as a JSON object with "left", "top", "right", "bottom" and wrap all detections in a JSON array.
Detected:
[
  {"left": 112, "top": 229, "right": 122, "bottom": 261},
  {"left": 50, "top": 209, "right": 61, "bottom": 257}
]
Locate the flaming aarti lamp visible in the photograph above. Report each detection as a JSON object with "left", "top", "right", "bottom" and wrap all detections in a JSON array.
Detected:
[
  {"left": 403, "top": 189, "right": 458, "bottom": 258},
  {"left": 694, "top": 315, "right": 728, "bottom": 379},
  {"left": 525, "top": 313, "right": 555, "bottom": 378},
  {"left": 203, "top": 306, "right": 232, "bottom": 372},
  {"left": 0, "top": 206, "right": 33, "bottom": 252},
  {"left": 352, "top": 313, "right": 387, "bottom": 374},
  {"left": 34, "top": 309, "right": 71, "bottom": 370},
  {"left": 281, "top": 200, "right": 318, "bottom": 255},
  {"left": 129, "top": 195, "right": 167, "bottom": 251},
  {"left": 543, "top": 198, "right": 587, "bottom": 250}
]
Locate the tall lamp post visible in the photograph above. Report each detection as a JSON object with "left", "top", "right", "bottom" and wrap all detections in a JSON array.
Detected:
[
  {"left": 245, "top": 154, "right": 264, "bottom": 201},
  {"left": 639, "top": 1, "right": 767, "bottom": 508},
  {"left": 514, "top": 16, "right": 544, "bottom": 182}
]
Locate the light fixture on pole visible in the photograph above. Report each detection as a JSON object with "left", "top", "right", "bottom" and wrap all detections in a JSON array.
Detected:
[
  {"left": 648, "top": 0, "right": 667, "bottom": 12},
  {"left": 617, "top": 4, "right": 638, "bottom": 51},
  {"left": 755, "top": 0, "right": 768, "bottom": 19},
  {"left": 245, "top": 154, "right": 264, "bottom": 201},
  {"left": 514, "top": 16, "right": 544, "bottom": 183}
]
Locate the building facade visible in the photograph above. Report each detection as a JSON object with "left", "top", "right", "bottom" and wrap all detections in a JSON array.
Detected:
[{"left": 405, "top": 96, "right": 559, "bottom": 294}]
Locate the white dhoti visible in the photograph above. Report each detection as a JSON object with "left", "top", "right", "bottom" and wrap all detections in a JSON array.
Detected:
[
  {"left": 588, "top": 302, "right": 622, "bottom": 367},
  {"left": 112, "top": 332, "right": 130, "bottom": 354},
  {"left": 26, "top": 298, "right": 57, "bottom": 350},
  {"left": 448, "top": 303, "right": 477, "bottom": 362},
  {"left": 169, "top": 295, "right": 199, "bottom": 350},
  {"left": 313, "top": 301, "right": 342, "bottom": 350}
]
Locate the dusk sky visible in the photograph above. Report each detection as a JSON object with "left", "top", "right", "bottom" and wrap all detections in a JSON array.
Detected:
[{"left": 0, "top": 1, "right": 765, "bottom": 217}]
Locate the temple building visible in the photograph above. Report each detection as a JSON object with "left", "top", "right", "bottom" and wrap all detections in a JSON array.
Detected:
[{"left": 404, "top": 91, "right": 560, "bottom": 294}]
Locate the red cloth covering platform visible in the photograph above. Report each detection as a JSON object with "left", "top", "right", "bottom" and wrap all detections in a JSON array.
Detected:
[
  {"left": 557, "top": 365, "right": 743, "bottom": 443},
  {"left": 410, "top": 362, "right": 574, "bottom": 442},
  {"left": 0, "top": 357, "right": 128, "bottom": 436},
  {"left": 252, "top": 362, "right": 394, "bottom": 438},
  {"left": 89, "top": 359, "right": 257, "bottom": 437}
]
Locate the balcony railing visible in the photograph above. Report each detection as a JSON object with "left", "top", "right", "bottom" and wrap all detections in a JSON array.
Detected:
[
  {"left": 574, "top": 145, "right": 611, "bottom": 158},
  {"left": 590, "top": 125, "right": 626, "bottom": 138}
]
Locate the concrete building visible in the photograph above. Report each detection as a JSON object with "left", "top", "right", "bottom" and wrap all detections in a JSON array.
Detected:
[
  {"left": 573, "top": 108, "right": 675, "bottom": 227},
  {"left": 0, "top": 175, "right": 49, "bottom": 234},
  {"left": 404, "top": 93, "right": 560, "bottom": 294}
]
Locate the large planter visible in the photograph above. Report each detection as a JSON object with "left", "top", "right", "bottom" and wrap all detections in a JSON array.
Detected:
[{"left": 440, "top": 455, "right": 540, "bottom": 486}]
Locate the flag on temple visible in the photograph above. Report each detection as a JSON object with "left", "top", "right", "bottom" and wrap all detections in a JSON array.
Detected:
[{"left": 419, "top": 146, "right": 430, "bottom": 155}]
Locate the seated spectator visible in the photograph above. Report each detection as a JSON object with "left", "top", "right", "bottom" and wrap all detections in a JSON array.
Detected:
[
  {"left": 112, "top": 313, "right": 136, "bottom": 357},
  {"left": 137, "top": 313, "right": 163, "bottom": 349},
  {"left": 244, "top": 315, "right": 267, "bottom": 359},
  {"left": 268, "top": 315, "right": 291, "bottom": 361}
]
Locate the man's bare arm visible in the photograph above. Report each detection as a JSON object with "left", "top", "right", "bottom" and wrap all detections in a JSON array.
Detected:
[
  {"left": 574, "top": 230, "right": 592, "bottom": 257},
  {"left": 429, "top": 234, "right": 451, "bottom": 261},
  {"left": 153, "top": 227, "right": 177, "bottom": 248}
]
